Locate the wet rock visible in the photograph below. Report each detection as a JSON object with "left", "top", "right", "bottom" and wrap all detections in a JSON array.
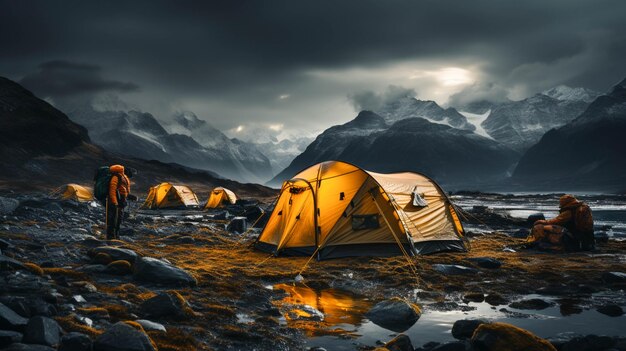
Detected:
[
  {"left": 558, "top": 301, "right": 583, "bottom": 316},
  {"left": 59, "top": 332, "right": 92, "bottom": 351},
  {"left": 90, "top": 247, "right": 138, "bottom": 264},
  {"left": 427, "top": 302, "right": 475, "bottom": 312},
  {"left": 484, "top": 293, "right": 508, "bottom": 306},
  {"left": 227, "top": 217, "right": 247, "bottom": 233},
  {"left": 0, "top": 255, "right": 25, "bottom": 271},
  {"left": 105, "top": 260, "right": 132, "bottom": 275},
  {"left": 139, "top": 291, "right": 188, "bottom": 318},
  {"left": 383, "top": 334, "right": 414, "bottom": 351},
  {"left": 93, "top": 322, "right": 156, "bottom": 351},
  {"left": 0, "top": 197, "right": 19, "bottom": 215},
  {"left": 78, "top": 264, "right": 107, "bottom": 274},
  {"left": 0, "top": 330, "right": 23, "bottom": 347},
  {"left": 0, "top": 343, "right": 56, "bottom": 350},
  {"left": 463, "top": 292, "right": 485, "bottom": 303},
  {"left": 0, "top": 303, "right": 28, "bottom": 331},
  {"left": 178, "top": 236, "right": 194, "bottom": 244},
  {"left": 432, "top": 264, "right": 479, "bottom": 275},
  {"left": 594, "top": 232, "right": 609, "bottom": 243},
  {"left": 430, "top": 341, "right": 471, "bottom": 351},
  {"left": 509, "top": 298, "right": 553, "bottom": 310},
  {"left": 93, "top": 253, "right": 112, "bottom": 265},
  {"left": 286, "top": 305, "right": 324, "bottom": 321},
  {"left": 558, "top": 334, "right": 616, "bottom": 351},
  {"left": 452, "top": 319, "right": 488, "bottom": 340},
  {"left": 465, "top": 257, "right": 502, "bottom": 269},
  {"left": 366, "top": 298, "right": 421, "bottom": 332},
  {"left": 536, "top": 285, "right": 570, "bottom": 296},
  {"left": 471, "top": 322, "right": 556, "bottom": 351},
  {"left": 597, "top": 304, "right": 624, "bottom": 317},
  {"left": 0, "top": 239, "right": 11, "bottom": 250},
  {"left": 601, "top": 272, "right": 626, "bottom": 284},
  {"left": 133, "top": 257, "right": 197, "bottom": 286},
  {"left": 23, "top": 316, "right": 60, "bottom": 347},
  {"left": 526, "top": 213, "right": 545, "bottom": 227},
  {"left": 135, "top": 320, "right": 166, "bottom": 332}
]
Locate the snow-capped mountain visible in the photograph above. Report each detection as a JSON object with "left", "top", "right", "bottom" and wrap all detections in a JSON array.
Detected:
[
  {"left": 269, "top": 110, "right": 518, "bottom": 188},
  {"left": 66, "top": 107, "right": 273, "bottom": 183},
  {"left": 374, "top": 95, "right": 475, "bottom": 131},
  {"left": 513, "top": 78, "right": 626, "bottom": 191},
  {"left": 480, "top": 88, "right": 598, "bottom": 151}
]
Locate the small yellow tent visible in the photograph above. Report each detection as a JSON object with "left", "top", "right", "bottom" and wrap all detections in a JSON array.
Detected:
[
  {"left": 255, "top": 161, "right": 466, "bottom": 259},
  {"left": 141, "top": 182, "right": 200, "bottom": 209},
  {"left": 204, "top": 187, "right": 237, "bottom": 209},
  {"left": 53, "top": 184, "right": 94, "bottom": 202}
]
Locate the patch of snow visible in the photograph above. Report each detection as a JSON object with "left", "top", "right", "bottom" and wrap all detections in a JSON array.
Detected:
[
  {"left": 128, "top": 130, "right": 167, "bottom": 152},
  {"left": 542, "top": 85, "right": 600, "bottom": 103},
  {"left": 459, "top": 110, "right": 493, "bottom": 139}
]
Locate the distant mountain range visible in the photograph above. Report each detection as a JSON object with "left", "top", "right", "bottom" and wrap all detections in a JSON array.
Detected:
[
  {"left": 513, "top": 79, "right": 626, "bottom": 191},
  {"left": 0, "top": 76, "right": 274, "bottom": 197},
  {"left": 269, "top": 110, "right": 518, "bottom": 187}
]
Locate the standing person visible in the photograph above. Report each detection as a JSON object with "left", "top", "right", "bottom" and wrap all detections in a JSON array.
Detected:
[
  {"left": 106, "top": 165, "right": 135, "bottom": 240},
  {"left": 529, "top": 194, "right": 594, "bottom": 251}
]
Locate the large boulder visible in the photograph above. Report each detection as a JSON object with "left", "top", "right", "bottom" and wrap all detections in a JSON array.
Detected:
[
  {"left": 471, "top": 322, "right": 556, "bottom": 351},
  {"left": 90, "top": 247, "right": 138, "bottom": 264},
  {"left": 22, "top": 316, "right": 61, "bottom": 347},
  {"left": 0, "top": 330, "right": 23, "bottom": 348},
  {"left": 139, "top": 291, "right": 188, "bottom": 318},
  {"left": 365, "top": 298, "right": 421, "bottom": 332},
  {"left": 93, "top": 322, "right": 156, "bottom": 351},
  {"left": 0, "top": 303, "right": 28, "bottom": 331},
  {"left": 58, "top": 332, "right": 92, "bottom": 351},
  {"left": 452, "top": 319, "right": 488, "bottom": 340},
  {"left": 133, "top": 257, "right": 197, "bottom": 286}
]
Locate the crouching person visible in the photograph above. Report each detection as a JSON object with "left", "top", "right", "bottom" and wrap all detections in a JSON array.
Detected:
[
  {"left": 106, "top": 165, "right": 137, "bottom": 240},
  {"left": 528, "top": 194, "right": 594, "bottom": 251}
]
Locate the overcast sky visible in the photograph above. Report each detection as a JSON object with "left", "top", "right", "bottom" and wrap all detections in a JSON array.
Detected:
[{"left": 1, "top": 0, "right": 625, "bottom": 139}]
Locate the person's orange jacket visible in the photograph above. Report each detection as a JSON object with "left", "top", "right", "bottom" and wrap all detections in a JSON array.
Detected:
[{"left": 108, "top": 165, "right": 131, "bottom": 206}]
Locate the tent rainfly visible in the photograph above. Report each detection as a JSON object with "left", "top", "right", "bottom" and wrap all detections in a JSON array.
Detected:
[
  {"left": 204, "top": 187, "right": 237, "bottom": 209},
  {"left": 141, "top": 182, "right": 200, "bottom": 209},
  {"left": 53, "top": 184, "right": 94, "bottom": 202},
  {"left": 255, "top": 161, "right": 466, "bottom": 259}
]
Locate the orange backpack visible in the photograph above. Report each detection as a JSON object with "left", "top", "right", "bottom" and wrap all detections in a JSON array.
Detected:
[{"left": 574, "top": 203, "right": 593, "bottom": 233}]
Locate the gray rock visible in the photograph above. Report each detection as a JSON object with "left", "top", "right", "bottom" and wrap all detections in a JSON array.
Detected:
[
  {"left": 452, "top": 319, "right": 488, "bottom": 340},
  {"left": 431, "top": 341, "right": 470, "bottom": 351},
  {"left": 432, "top": 264, "right": 479, "bottom": 275},
  {"left": 139, "top": 292, "right": 187, "bottom": 318},
  {"left": 366, "top": 298, "right": 421, "bottom": 332},
  {"left": 0, "top": 239, "right": 10, "bottom": 250},
  {"left": 597, "top": 304, "right": 624, "bottom": 317},
  {"left": 602, "top": 272, "right": 626, "bottom": 284},
  {"left": 0, "top": 343, "right": 56, "bottom": 350},
  {"left": 133, "top": 257, "right": 197, "bottom": 286},
  {"left": 0, "top": 197, "right": 19, "bottom": 215},
  {"left": 93, "top": 322, "right": 156, "bottom": 351},
  {"left": 465, "top": 257, "right": 502, "bottom": 269},
  {"left": 135, "top": 320, "right": 166, "bottom": 332},
  {"left": 23, "top": 316, "right": 61, "bottom": 347},
  {"left": 0, "top": 303, "right": 28, "bottom": 331},
  {"left": 0, "top": 330, "right": 23, "bottom": 348},
  {"left": 59, "top": 332, "right": 92, "bottom": 351},
  {"left": 559, "top": 334, "right": 616, "bottom": 351},
  {"left": 90, "top": 247, "right": 138, "bottom": 264},
  {"left": 227, "top": 217, "right": 247, "bottom": 233},
  {"left": 78, "top": 265, "right": 107, "bottom": 274},
  {"left": 0, "top": 255, "right": 25, "bottom": 271}
]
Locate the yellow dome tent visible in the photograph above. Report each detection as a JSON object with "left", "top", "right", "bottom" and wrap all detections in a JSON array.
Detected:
[
  {"left": 204, "top": 187, "right": 237, "bottom": 209},
  {"left": 52, "top": 184, "right": 94, "bottom": 202},
  {"left": 141, "top": 182, "right": 200, "bottom": 209},
  {"left": 255, "top": 161, "right": 466, "bottom": 259}
]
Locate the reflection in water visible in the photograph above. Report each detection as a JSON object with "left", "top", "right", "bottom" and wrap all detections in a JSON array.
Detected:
[{"left": 274, "top": 283, "right": 373, "bottom": 334}]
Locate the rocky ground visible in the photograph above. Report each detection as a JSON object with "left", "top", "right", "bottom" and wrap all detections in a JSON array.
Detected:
[{"left": 1, "top": 193, "right": 626, "bottom": 351}]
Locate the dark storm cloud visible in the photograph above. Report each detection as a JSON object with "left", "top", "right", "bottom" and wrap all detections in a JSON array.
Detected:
[
  {"left": 19, "top": 60, "right": 139, "bottom": 99},
  {"left": 1, "top": 0, "right": 626, "bottom": 129},
  {"left": 349, "top": 86, "right": 417, "bottom": 112}
]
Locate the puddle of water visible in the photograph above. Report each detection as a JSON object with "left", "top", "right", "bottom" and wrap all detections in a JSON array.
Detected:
[{"left": 274, "top": 284, "right": 626, "bottom": 350}]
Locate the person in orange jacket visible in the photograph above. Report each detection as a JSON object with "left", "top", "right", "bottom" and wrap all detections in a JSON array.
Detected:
[
  {"left": 106, "top": 165, "right": 136, "bottom": 240},
  {"left": 528, "top": 194, "right": 594, "bottom": 251}
]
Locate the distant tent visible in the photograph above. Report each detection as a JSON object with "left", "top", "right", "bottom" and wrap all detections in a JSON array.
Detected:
[
  {"left": 204, "top": 187, "right": 237, "bottom": 209},
  {"left": 141, "top": 182, "right": 200, "bottom": 209},
  {"left": 255, "top": 161, "right": 466, "bottom": 259},
  {"left": 52, "top": 184, "right": 94, "bottom": 202}
]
